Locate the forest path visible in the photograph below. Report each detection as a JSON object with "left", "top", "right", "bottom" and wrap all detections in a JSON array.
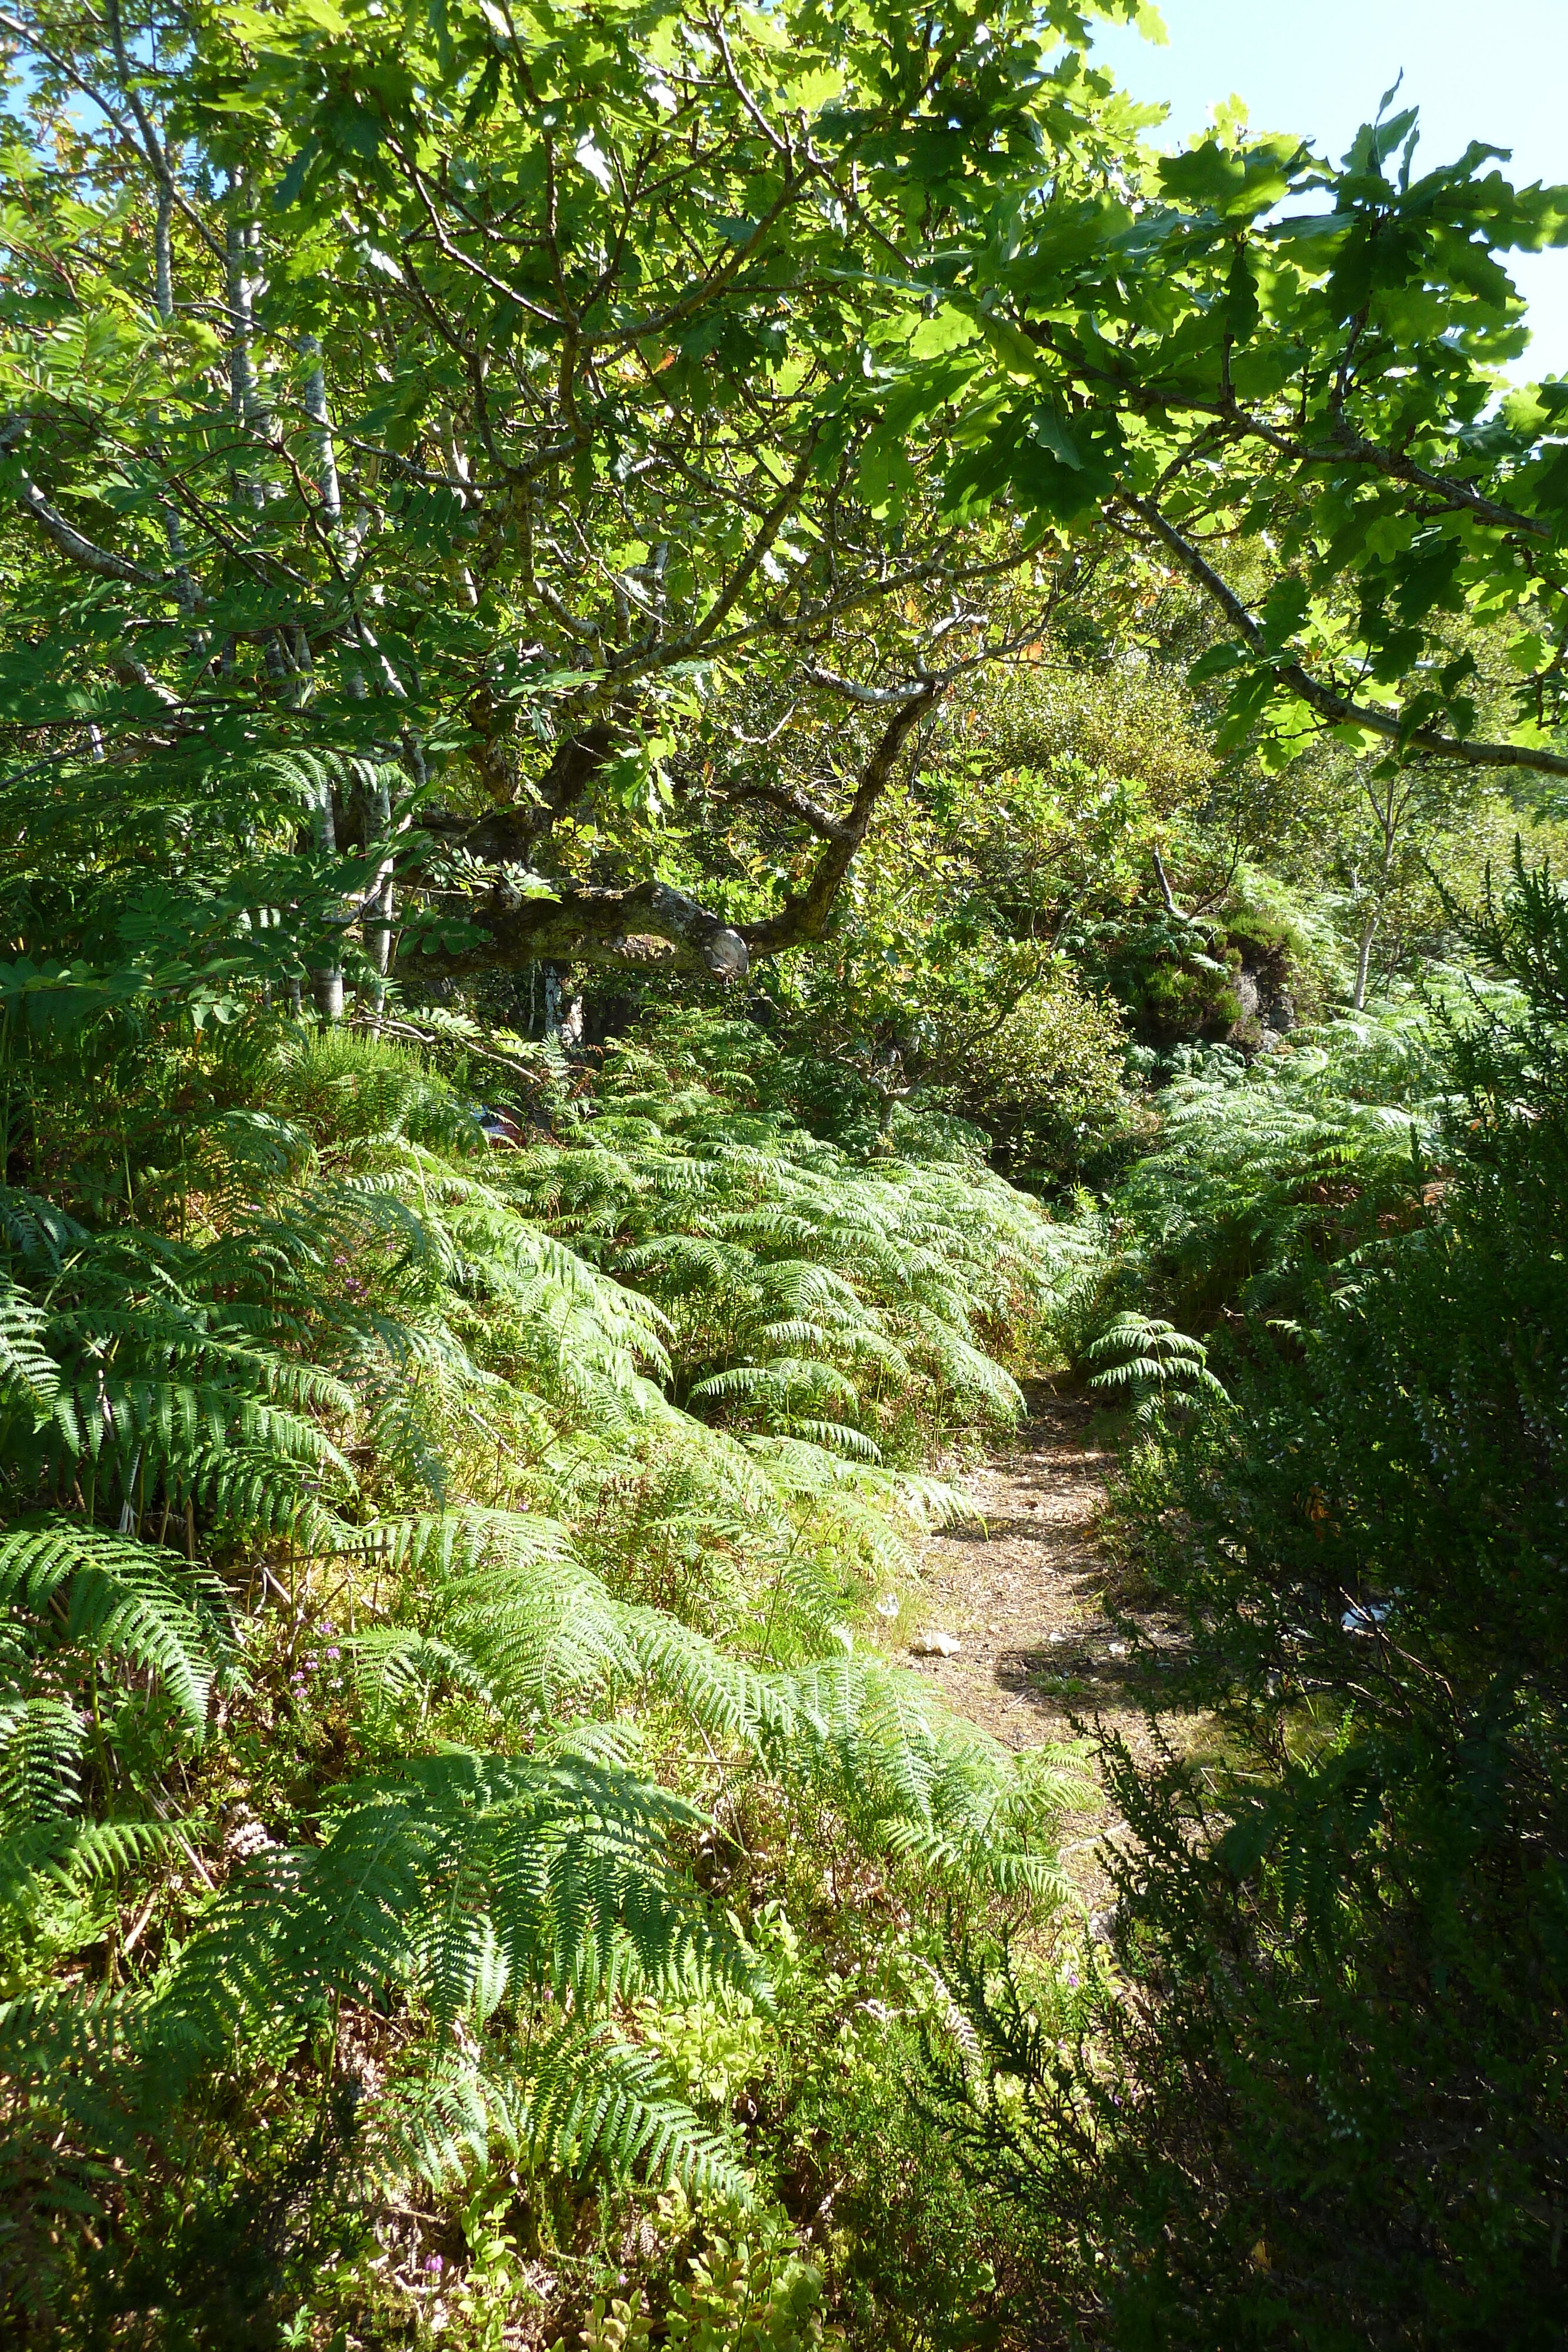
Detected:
[{"left": 897, "top": 1383, "right": 1200, "bottom": 1903}]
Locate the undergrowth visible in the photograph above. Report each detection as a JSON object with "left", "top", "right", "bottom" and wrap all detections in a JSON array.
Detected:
[
  {"left": 0, "top": 991, "right": 1084, "bottom": 2348},
  {"left": 931, "top": 862, "right": 1568, "bottom": 2347}
]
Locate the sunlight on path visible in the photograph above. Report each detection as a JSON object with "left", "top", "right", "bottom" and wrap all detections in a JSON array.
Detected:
[{"left": 898, "top": 1385, "right": 1205, "bottom": 1902}]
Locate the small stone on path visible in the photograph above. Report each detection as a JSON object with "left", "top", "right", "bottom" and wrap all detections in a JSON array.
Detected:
[{"left": 910, "top": 1629, "right": 962, "bottom": 1657}]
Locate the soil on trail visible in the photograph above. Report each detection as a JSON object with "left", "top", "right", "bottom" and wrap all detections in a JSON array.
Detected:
[{"left": 895, "top": 1382, "right": 1202, "bottom": 1899}]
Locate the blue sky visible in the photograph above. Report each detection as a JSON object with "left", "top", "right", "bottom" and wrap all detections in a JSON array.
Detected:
[{"left": 1089, "top": 0, "right": 1568, "bottom": 377}]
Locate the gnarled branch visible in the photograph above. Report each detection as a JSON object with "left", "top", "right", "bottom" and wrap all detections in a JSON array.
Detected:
[
  {"left": 406, "top": 685, "right": 938, "bottom": 984},
  {"left": 406, "top": 874, "right": 749, "bottom": 982},
  {"left": 728, "top": 776, "right": 851, "bottom": 843},
  {"left": 741, "top": 684, "right": 940, "bottom": 957}
]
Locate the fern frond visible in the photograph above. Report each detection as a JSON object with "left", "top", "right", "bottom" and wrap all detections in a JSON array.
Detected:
[
  {"left": 0, "top": 1697, "right": 84, "bottom": 1827},
  {"left": 523, "top": 2029, "right": 752, "bottom": 2203},
  {"left": 373, "top": 2030, "right": 752, "bottom": 2206},
  {"left": 0, "top": 1522, "right": 225, "bottom": 1731},
  {"left": 0, "top": 1278, "right": 58, "bottom": 1417},
  {"left": 156, "top": 1750, "right": 755, "bottom": 2065}
]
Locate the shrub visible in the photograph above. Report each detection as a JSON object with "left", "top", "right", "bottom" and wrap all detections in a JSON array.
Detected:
[{"left": 931, "top": 857, "right": 1568, "bottom": 2348}]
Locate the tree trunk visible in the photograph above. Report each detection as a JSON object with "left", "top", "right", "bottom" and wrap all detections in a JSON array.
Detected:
[
  {"left": 307, "top": 775, "right": 344, "bottom": 1022},
  {"left": 1352, "top": 913, "right": 1378, "bottom": 1013}
]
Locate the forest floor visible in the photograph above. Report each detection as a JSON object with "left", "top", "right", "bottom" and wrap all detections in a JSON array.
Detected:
[{"left": 896, "top": 1382, "right": 1204, "bottom": 1907}]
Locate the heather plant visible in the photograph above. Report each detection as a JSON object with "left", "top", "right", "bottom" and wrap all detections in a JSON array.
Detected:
[{"left": 931, "top": 862, "right": 1568, "bottom": 2346}]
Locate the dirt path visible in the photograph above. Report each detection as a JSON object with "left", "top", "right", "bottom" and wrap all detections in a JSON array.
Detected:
[{"left": 896, "top": 1382, "right": 1199, "bottom": 1901}]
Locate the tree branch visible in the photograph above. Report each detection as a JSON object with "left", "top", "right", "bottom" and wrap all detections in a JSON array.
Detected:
[
  {"left": 1126, "top": 496, "right": 1568, "bottom": 780},
  {"left": 728, "top": 776, "right": 851, "bottom": 843},
  {"left": 1019, "top": 312, "right": 1554, "bottom": 542},
  {"left": 740, "top": 685, "right": 940, "bottom": 956},
  {"left": 3, "top": 439, "right": 169, "bottom": 589},
  {"left": 406, "top": 874, "right": 749, "bottom": 982},
  {"left": 407, "top": 689, "right": 936, "bottom": 982},
  {"left": 802, "top": 663, "right": 935, "bottom": 707},
  {"left": 433, "top": 723, "right": 618, "bottom": 864}
]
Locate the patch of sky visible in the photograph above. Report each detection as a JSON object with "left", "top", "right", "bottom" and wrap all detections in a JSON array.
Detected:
[{"left": 1089, "top": 0, "right": 1568, "bottom": 380}]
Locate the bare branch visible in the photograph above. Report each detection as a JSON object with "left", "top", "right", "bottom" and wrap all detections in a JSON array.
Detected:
[
  {"left": 741, "top": 685, "right": 940, "bottom": 957},
  {"left": 729, "top": 776, "right": 851, "bottom": 843},
  {"left": 802, "top": 664, "right": 934, "bottom": 707},
  {"left": 680, "top": 432, "right": 819, "bottom": 658},
  {"left": 0, "top": 417, "right": 169, "bottom": 587}
]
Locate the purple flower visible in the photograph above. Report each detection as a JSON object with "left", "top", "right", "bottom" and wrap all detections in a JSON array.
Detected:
[
  {"left": 426, "top": 2254, "right": 444, "bottom": 2274},
  {"left": 326, "top": 1648, "right": 340, "bottom": 1661}
]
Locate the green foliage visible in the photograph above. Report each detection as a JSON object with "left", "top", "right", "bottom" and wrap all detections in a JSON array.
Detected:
[
  {"left": 737, "top": 1908, "right": 1030, "bottom": 2350},
  {"left": 4, "top": 1, "right": 1568, "bottom": 2339},
  {"left": 663, "top": 2208, "right": 826, "bottom": 2352},
  {"left": 936, "top": 969, "right": 1130, "bottom": 1189},
  {"left": 953, "top": 97, "right": 1568, "bottom": 782},
  {"left": 0, "top": 983, "right": 1072, "bottom": 2343},
  {"left": 512, "top": 1017, "right": 1066, "bottom": 1458},
  {"left": 1082, "top": 1312, "right": 1226, "bottom": 1428},
  {"left": 0, "top": 0, "right": 1156, "bottom": 1004},
  {"left": 1097, "top": 1007, "right": 1442, "bottom": 1330},
  {"left": 935, "top": 858, "right": 1568, "bottom": 2346},
  {"left": 1096, "top": 907, "right": 1243, "bottom": 1042}
]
